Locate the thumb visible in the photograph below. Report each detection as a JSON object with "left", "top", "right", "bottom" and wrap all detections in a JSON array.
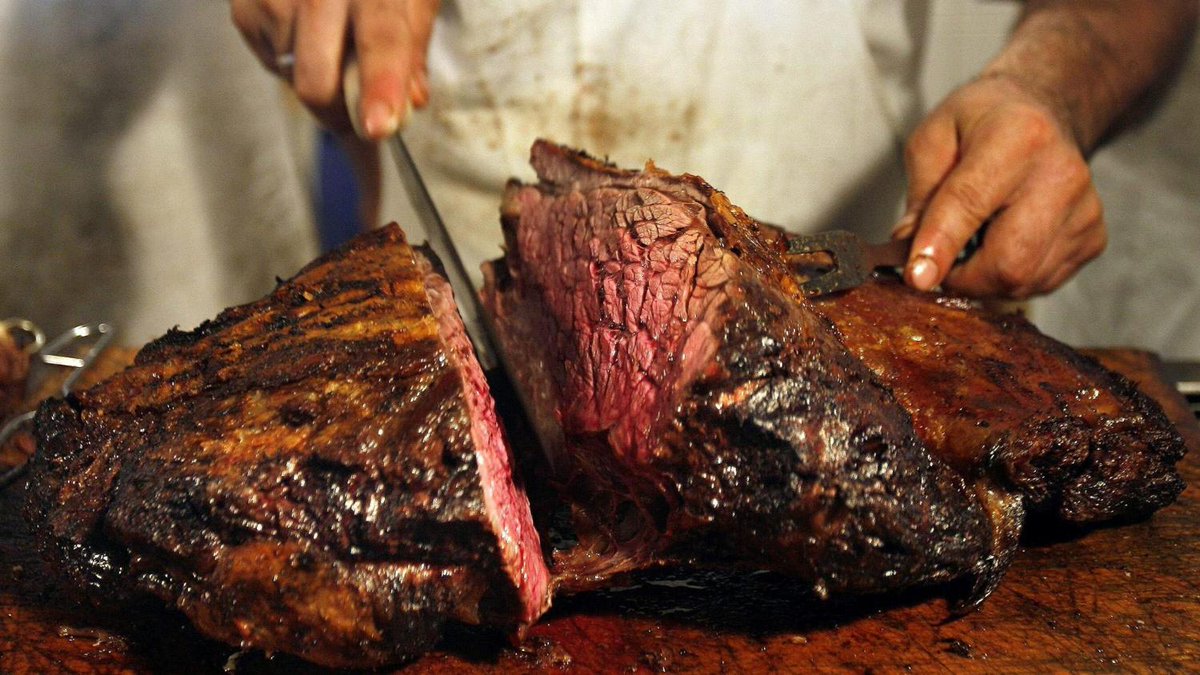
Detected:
[{"left": 896, "top": 111, "right": 958, "bottom": 240}]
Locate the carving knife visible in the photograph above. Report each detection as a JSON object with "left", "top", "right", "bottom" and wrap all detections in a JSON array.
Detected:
[
  {"left": 342, "top": 61, "right": 552, "bottom": 457},
  {"left": 388, "top": 136, "right": 498, "bottom": 369},
  {"left": 343, "top": 59, "right": 497, "bottom": 369}
]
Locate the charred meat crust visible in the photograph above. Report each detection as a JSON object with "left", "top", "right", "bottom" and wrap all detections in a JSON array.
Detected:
[
  {"left": 810, "top": 279, "right": 1186, "bottom": 525},
  {"left": 26, "top": 224, "right": 548, "bottom": 669}
]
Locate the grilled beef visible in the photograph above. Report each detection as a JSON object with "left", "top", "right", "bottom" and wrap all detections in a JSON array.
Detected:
[
  {"left": 23, "top": 140, "right": 1188, "bottom": 667},
  {"left": 26, "top": 224, "right": 550, "bottom": 669},
  {"left": 810, "top": 278, "right": 1187, "bottom": 524},
  {"left": 482, "top": 141, "right": 1000, "bottom": 598}
]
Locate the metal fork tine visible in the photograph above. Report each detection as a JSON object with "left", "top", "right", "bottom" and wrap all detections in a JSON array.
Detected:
[
  {"left": 787, "top": 231, "right": 869, "bottom": 296},
  {"left": 801, "top": 267, "right": 865, "bottom": 296}
]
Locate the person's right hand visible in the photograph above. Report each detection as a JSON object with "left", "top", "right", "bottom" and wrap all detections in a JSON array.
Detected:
[{"left": 231, "top": 0, "right": 440, "bottom": 139}]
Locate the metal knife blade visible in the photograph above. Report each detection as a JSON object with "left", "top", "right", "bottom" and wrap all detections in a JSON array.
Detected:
[
  {"left": 342, "top": 55, "right": 497, "bottom": 367},
  {"left": 342, "top": 57, "right": 554, "bottom": 456},
  {"left": 387, "top": 136, "right": 497, "bottom": 369}
]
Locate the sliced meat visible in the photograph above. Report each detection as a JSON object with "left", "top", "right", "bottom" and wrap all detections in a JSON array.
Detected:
[
  {"left": 483, "top": 141, "right": 999, "bottom": 599},
  {"left": 810, "top": 277, "right": 1186, "bottom": 524},
  {"left": 26, "top": 224, "right": 550, "bottom": 669}
]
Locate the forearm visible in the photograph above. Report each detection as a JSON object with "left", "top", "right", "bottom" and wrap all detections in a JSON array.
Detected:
[{"left": 983, "top": 0, "right": 1198, "bottom": 151}]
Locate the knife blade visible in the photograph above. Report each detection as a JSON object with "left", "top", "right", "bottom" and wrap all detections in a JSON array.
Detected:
[
  {"left": 341, "top": 58, "right": 557, "bottom": 459},
  {"left": 387, "top": 136, "right": 497, "bottom": 369},
  {"left": 342, "top": 56, "right": 496, "bottom": 368}
]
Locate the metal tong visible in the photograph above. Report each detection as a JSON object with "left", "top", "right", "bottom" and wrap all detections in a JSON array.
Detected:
[{"left": 0, "top": 320, "right": 117, "bottom": 489}]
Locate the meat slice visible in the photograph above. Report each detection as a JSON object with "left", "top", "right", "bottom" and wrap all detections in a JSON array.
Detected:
[
  {"left": 810, "top": 277, "right": 1186, "bottom": 524},
  {"left": 483, "top": 141, "right": 999, "bottom": 598},
  {"left": 26, "top": 224, "right": 550, "bottom": 669}
]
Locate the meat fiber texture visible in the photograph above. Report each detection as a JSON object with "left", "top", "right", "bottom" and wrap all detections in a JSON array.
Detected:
[
  {"left": 483, "top": 141, "right": 1007, "bottom": 600},
  {"left": 26, "top": 224, "right": 550, "bottom": 669}
]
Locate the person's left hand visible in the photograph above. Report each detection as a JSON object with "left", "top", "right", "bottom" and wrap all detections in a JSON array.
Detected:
[{"left": 894, "top": 73, "right": 1107, "bottom": 299}]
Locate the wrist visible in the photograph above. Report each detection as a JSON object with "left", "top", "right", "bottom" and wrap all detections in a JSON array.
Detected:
[
  {"left": 980, "top": 8, "right": 1126, "bottom": 153},
  {"left": 973, "top": 70, "right": 1085, "bottom": 150}
]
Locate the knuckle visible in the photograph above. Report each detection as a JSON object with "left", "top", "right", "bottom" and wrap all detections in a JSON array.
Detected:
[
  {"left": 1082, "top": 196, "right": 1104, "bottom": 229},
  {"left": 260, "top": 0, "right": 292, "bottom": 24},
  {"left": 230, "top": 0, "right": 254, "bottom": 31},
  {"left": 1009, "top": 285, "right": 1035, "bottom": 301},
  {"left": 905, "top": 121, "right": 952, "bottom": 166},
  {"left": 904, "top": 129, "right": 932, "bottom": 164},
  {"left": 1057, "top": 157, "right": 1091, "bottom": 191},
  {"left": 1011, "top": 103, "right": 1056, "bottom": 147},
  {"left": 358, "top": 20, "right": 404, "bottom": 52},
  {"left": 293, "top": 70, "right": 336, "bottom": 107},
  {"left": 1056, "top": 158, "right": 1094, "bottom": 199},
  {"left": 1085, "top": 227, "right": 1108, "bottom": 261},
  {"left": 356, "top": 0, "right": 407, "bottom": 41},
  {"left": 994, "top": 251, "right": 1038, "bottom": 294},
  {"left": 994, "top": 266, "right": 1025, "bottom": 294},
  {"left": 944, "top": 179, "right": 992, "bottom": 221}
]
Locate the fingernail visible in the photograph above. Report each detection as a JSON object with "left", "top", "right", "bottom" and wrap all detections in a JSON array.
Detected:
[
  {"left": 908, "top": 255, "right": 940, "bottom": 291},
  {"left": 892, "top": 201, "right": 926, "bottom": 240},
  {"left": 891, "top": 221, "right": 916, "bottom": 242},
  {"left": 364, "top": 101, "right": 400, "bottom": 138}
]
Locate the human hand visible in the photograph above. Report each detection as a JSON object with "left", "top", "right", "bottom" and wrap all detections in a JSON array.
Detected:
[
  {"left": 895, "top": 73, "right": 1107, "bottom": 299},
  {"left": 231, "top": 0, "right": 440, "bottom": 139}
]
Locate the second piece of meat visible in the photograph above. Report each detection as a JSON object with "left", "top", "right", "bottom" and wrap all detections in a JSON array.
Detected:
[{"left": 483, "top": 141, "right": 1001, "bottom": 600}]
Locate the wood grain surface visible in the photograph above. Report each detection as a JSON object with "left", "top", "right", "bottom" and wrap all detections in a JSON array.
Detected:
[{"left": 1, "top": 349, "right": 1196, "bottom": 674}]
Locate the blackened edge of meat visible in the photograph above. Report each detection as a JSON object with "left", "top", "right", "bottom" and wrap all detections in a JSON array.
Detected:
[
  {"left": 990, "top": 312, "right": 1186, "bottom": 522},
  {"left": 663, "top": 275, "right": 1001, "bottom": 599}
]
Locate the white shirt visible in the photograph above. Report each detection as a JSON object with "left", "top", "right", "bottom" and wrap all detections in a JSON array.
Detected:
[
  {"left": 392, "top": 0, "right": 929, "bottom": 283},
  {"left": 388, "top": 0, "right": 1200, "bottom": 360},
  {"left": 4, "top": 1, "right": 1194, "bottom": 359}
]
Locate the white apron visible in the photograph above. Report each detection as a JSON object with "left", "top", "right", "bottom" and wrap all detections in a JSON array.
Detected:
[{"left": 388, "top": 0, "right": 929, "bottom": 284}]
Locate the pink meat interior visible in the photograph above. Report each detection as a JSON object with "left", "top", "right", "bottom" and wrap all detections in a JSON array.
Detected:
[
  {"left": 507, "top": 185, "right": 729, "bottom": 464},
  {"left": 418, "top": 252, "right": 550, "bottom": 623}
]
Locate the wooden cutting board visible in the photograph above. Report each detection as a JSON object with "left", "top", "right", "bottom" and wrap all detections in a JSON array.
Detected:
[{"left": 1, "top": 349, "right": 1197, "bottom": 673}]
